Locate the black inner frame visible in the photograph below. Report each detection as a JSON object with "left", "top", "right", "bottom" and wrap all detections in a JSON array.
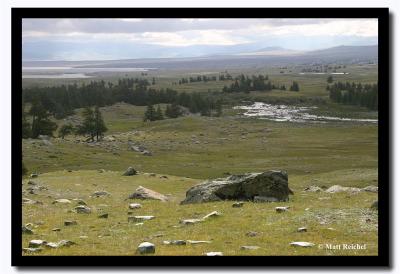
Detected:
[{"left": 12, "top": 7, "right": 390, "bottom": 267}]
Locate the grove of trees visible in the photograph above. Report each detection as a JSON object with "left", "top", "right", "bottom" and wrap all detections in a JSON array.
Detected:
[
  {"left": 328, "top": 81, "right": 378, "bottom": 110},
  {"left": 22, "top": 77, "right": 222, "bottom": 120}
]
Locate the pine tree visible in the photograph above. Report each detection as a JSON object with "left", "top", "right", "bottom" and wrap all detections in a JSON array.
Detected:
[
  {"left": 155, "top": 105, "right": 164, "bottom": 120},
  {"left": 215, "top": 100, "right": 223, "bottom": 117},
  {"left": 290, "top": 81, "right": 300, "bottom": 92},
  {"left": 143, "top": 104, "right": 156, "bottom": 121},
  {"left": 58, "top": 123, "right": 74, "bottom": 139},
  {"left": 29, "top": 100, "right": 58, "bottom": 138},
  {"left": 76, "top": 107, "right": 96, "bottom": 142},
  {"left": 94, "top": 106, "right": 107, "bottom": 141},
  {"left": 165, "top": 103, "right": 182, "bottom": 118},
  {"left": 22, "top": 101, "right": 31, "bottom": 139}
]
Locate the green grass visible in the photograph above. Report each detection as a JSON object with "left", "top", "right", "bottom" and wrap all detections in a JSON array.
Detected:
[
  {"left": 22, "top": 63, "right": 379, "bottom": 256},
  {"left": 22, "top": 170, "right": 378, "bottom": 256}
]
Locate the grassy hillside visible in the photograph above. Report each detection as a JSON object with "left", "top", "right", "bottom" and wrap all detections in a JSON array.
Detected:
[{"left": 22, "top": 170, "right": 378, "bottom": 256}]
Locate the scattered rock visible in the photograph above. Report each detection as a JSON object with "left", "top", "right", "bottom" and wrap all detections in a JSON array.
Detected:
[
  {"left": 129, "top": 203, "right": 142, "bottom": 209},
  {"left": 57, "top": 240, "right": 76, "bottom": 247},
  {"left": 74, "top": 205, "right": 91, "bottom": 214},
  {"left": 371, "top": 200, "right": 378, "bottom": 210},
  {"left": 187, "top": 240, "right": 212, "bottom": 244},
  {"left": 30, "top": 173, "right": 38, "bottom": 178},
  {"left": 180, "top": 211, "right": 221, "bottom": 225},
  {"left": 123, "top": 167, "right": 137, "bottom": 176},
  {"left": 22, "top": 247, "right": 42, "bottom": 253},
  {"left": 160, "top": 175, "right": 168, "bottom": 179},
  {"left": 64, "top": 220, "right": 78, "bottom": 226},
  {"left": 98, "top": 213, "right": 109, "bottom": 219},
  {"left": 325, "top": 185, "right": 361, "bottom": 193},
  {"left": 232, "top": 202, "right": 244, "bottom": 208},
  {"left": 128, "top": 216, "right": 155, "bottom": 222},
  {"left": 303, "top": 185, "right": 323, "bottom": 192},
  {"left": 22, "top": 225, "right": 34, "bottom": 235},
  {"left": 204, "top": 252, "right": 223, "bottom": 256},
  {"left": 297, "top": 227, "right": 307, "bottom": 233},
  {"left": 163, "top": 240, "right": 186, "bottom": 245},
  {"left": 203, "top": 211, "right": 222, "bottom": 219},
  {"left": 275, "top": 206, "right": 290, "bottom": 213},
  {"left": 27, "top": 180, "right": 37, "bottom": 185},
  {"left": 245, "top": 231, "right": 259, "bottom": 237},
  {"left": 181, "top": 170, "right": 292, "bottom": 204},
  {"left": 137, "top": 242, "right": 155, "bottom": 254},
  {"left": 29, "top": 239, "right": 47, "bottom": 248},
  {"left": 240, "top": 245, "right": 260, "bottom": 250},
  {"left": 52, "top": 228, "right": 61, "bottom": 232},
  {"left": 128, "top": 186, "right": 168, "bottom": 201},
  {"left": 141, "top": 151, "right": 152, "bottom": 156},
  {"left": 22, "top": 198, "right": 42, "bottom": 205},
  {"left": 180, "top": 218, "right": 204, "bottom": 225},
  {"left": 135, "top": 223, "right": 144, "bottom": 226},
  {"left": 74, "top": 199, "right": 88, "bottom": 206},
  {"left": 91, "top": 191, "right": 111, "bottom": 198},
  {"left": 290, "top": 242, "right": 315, "bottom": 247},
  {"left": 98, "top": 169, "right": 106, "bottom": 173},
  {"left": 362, "top": 186, "right": 378, "bottom": 193},
  {"left": 52, "top": 199, "right": 71, "bottom": 204}
]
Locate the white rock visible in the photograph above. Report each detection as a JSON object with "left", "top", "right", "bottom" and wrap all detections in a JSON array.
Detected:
[
  {"left": 129, "top": 203, "right": 142, "bottom": 209},
  {"left": 297, "top": 227, "right": 307, "bottom": 232},
  {"left": 240, "top": 245, "right": 260, "bottom": 250},
  {"left": 205, "top": 252, "right": 223, "bottom": 256},
  {"left": 23, "top": 247, "right": 42, "bottom": 253},
  {"left": 187, "top": 240, "right": 212, "bottom": 244},
  {"left": 180, "top": 218, "right": 204, "bottom": 225},
  {"left": 52, "top": 199, "right": 71, "bottom": 204},
  {"left": 162, "top": 240, "right": 186, "bottom": 245},
  {"left": 202, "top": 211, "right": 222, "bottom": 219},
  {"left": 29, "top": 239, "right": 47, "bottom": 248},
  {"left": 275, "top": 206, "right": 290, "bottom": 213},
  {"left": 290, "top": 241, "right": 315, "bottom": 247},
  {"left": 137, "top": 242, "right": 155, "bottom": 254},
  {"left": 128, "top": 216, "right": 155, "bottom": 222}
]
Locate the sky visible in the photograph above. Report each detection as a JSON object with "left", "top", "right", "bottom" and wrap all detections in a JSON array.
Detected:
[{"left": 22, "top": 18, "right": 378, "bottom": 61}]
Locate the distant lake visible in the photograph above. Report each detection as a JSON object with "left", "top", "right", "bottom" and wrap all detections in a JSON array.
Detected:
[
  {"left": 22, "top": 73, "right": 92, "bottom": 79},
  {"left": 22, "top": 67, "right": 157, "bottom": 79}
]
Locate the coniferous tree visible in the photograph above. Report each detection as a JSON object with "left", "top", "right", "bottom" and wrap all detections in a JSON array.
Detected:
[
  {"left": 155, "top": 105, "right": 164, "bottom": 120},
  {"left": 94, "top": 106, "right": 107, "bottom": 141},
  {"left": 165, "top": 103, "right": 182, "bottom": 118},
  {"left": 76, "top": 107, "right": 96, "bottom": 142},
  {"left": 143, "top": 104, "right": 157, "bottom": 121},
  {"left": 215, "top": 99, "right": 223, "bottom": 117},
  {"left": 29, "top": 100, "right": 58, "bottom": 138},
  {"left": 290, "top": 81, "right": 300, "bottom": 92},
  {"left": 22, "top": 100, "right": 31, "bottom": 139},
  {"left": 58, "top": 123, "right": 75, "bottom": 139}
]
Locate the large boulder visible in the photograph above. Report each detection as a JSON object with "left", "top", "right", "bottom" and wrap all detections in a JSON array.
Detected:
[{"left": 181, "top": 170, "right": 292, "bottom": 204}]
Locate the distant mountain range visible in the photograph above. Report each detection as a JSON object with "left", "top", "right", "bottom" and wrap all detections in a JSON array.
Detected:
[{"left": 23, "top": 45, "right": 378, "bottom": 70}]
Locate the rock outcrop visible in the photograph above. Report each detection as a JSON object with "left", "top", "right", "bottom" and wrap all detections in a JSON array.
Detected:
[
  {"left": 128, "top": 186, "right": 168, "bottom": 201},
  {"left": 181, "top": 170, "right": 292, "bottom": 204}
]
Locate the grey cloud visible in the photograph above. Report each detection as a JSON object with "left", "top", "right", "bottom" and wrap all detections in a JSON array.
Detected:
[{"left": 22, "top": 18, "right": 359, "bottom": 35}]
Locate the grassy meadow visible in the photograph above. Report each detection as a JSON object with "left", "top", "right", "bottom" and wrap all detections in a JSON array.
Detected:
[{"left": 22, "top": 64, "right": 379, "bottom": 256}]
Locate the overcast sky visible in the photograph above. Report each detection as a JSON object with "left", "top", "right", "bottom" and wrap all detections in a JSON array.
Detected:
[{"left": 22, "top": 18, "right": 378, "bottom": 61}]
